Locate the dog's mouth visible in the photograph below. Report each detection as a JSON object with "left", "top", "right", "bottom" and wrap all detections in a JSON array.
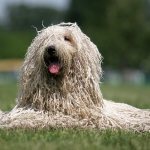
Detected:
[{"left": 44, "top": 46, "right": 61, "bottom": 75}]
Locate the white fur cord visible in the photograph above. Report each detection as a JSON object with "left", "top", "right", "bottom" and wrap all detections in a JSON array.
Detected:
[{"left": 0, "top": 23, "right": 150, "bottom": 132}]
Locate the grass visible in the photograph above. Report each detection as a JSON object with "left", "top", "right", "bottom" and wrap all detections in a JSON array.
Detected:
[
  {"left": 0, "top": 82, "right": 150, "bottom": 150},
  {"left": 0, "top": 129, "right": 149, "bottom": 150},
  {"left": 0, "top": 82, "right": 17, "bottom": 111},
  {"left": 101, "top": 83, "right": 150, "bottom": 109}
]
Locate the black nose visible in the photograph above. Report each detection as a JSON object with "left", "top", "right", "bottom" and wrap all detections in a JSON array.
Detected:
[{"left": 46, "top": 46, "right": 56, "bottom": 55}]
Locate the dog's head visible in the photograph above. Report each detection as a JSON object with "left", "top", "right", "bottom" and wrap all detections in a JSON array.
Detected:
[
  {"left": 18, "top": 23, "right": 103, "bottom": 111},
  {"left": 21, "top": 22, "right": 102, "bottom": 86}
]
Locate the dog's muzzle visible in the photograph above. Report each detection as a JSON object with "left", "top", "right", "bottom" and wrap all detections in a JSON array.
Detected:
[{"left": 44, "top": 46, "right": 62, "bottom": 75}]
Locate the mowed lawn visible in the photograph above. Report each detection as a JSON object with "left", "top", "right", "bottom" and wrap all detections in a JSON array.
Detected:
[{"left": 0, "top": 82, "right": 150, "bottom": 150}]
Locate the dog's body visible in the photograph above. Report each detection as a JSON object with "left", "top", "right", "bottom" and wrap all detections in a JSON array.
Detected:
[{"left": 0, "top": 23, "right": 150, "bottom": 131}]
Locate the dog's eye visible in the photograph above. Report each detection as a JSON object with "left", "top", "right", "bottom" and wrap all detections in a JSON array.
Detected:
[{"left": 64, "top": 36, "right": 71, "bottom": 42}]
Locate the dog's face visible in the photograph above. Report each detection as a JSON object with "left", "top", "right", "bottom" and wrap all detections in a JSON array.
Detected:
[
  {"left": 23, "top": 22, "right": 102, "bottom": 85},
  {"left": 42, "top": 23, "right": 78, "bottom": 77}
]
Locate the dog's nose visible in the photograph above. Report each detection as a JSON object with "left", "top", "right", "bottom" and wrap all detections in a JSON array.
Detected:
[{"left": 46, "top": 46, "right": 56, "bottom": 55}]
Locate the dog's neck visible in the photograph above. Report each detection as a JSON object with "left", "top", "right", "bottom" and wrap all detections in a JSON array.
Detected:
[{"left": 17, "top": 68, "right": 103, "bottom": 118}]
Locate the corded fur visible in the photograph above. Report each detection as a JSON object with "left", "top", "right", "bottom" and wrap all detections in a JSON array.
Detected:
[{"left": 0, "top": 23, "right": 150, "bottom": 132}]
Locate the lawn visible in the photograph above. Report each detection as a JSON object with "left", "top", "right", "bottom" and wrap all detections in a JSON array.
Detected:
[{"left": 0, "top": 82, "right": 150, "bottom": 150}]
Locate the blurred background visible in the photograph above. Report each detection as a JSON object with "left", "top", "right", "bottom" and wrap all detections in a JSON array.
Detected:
[{"left": 0, "top": 0, "right": 150, "bottom": 110}]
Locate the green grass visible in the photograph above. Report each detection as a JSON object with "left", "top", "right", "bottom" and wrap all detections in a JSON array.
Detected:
[
  {"left": 0, "top": 82, "right": 17, "bottom": 111},
  {"left": 0, "top": 129, "right": 149, "bottom": 150},
  {"left": 101, "top": 83, "right": 150, "bottom": 109},
  {"left": 0, "top": 82, "right": 150, "bottom": 150}
]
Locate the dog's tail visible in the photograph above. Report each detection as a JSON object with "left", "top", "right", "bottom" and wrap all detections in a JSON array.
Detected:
[{"left": 103, "top": 100, "right": 150, "bottom": 132}]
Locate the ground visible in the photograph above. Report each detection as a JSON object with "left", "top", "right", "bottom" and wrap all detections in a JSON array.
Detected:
[{"left": 0, "top": 82, "right": 150, "bottom": 150}]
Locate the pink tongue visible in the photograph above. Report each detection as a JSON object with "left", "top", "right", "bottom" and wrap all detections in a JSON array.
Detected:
[{"left": 48, "top": 64, "right": 60, "bottom": 74}]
